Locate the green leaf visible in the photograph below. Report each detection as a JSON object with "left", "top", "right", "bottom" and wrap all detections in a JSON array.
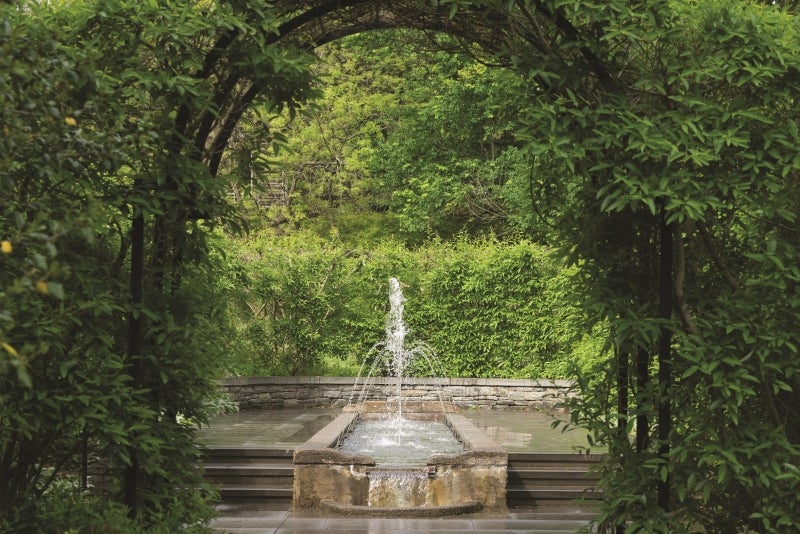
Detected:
[
  {"left": 59, "top": 360, "right": 78, "bottom": 378},
  {"left": 17, "top": 367, "right": 33, "bottom": 388},
  {"left": 47, "top": 282, "right": 64, "bottom": 300}
]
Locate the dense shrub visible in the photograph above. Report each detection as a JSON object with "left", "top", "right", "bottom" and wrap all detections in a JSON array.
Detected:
[
  {"left": 408, "top": 238, "right": 589, "bottom": 378},
  {"left": 223, "top": 232, "right": 599, "bottom": 378}
]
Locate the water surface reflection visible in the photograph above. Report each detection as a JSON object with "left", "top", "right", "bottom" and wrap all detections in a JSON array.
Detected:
[
  {"left": 461, "top": 410, "right": 598, "bottom": 453},
  {"left": 199, "top": 407, "right": 600, "bottom": 453}
]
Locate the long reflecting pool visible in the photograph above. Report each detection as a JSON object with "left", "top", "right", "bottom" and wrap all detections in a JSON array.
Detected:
[
  {"left": 198, "top": 408, "right": 339, "bottom": 448},
  {"left": 462, "top": 409, "right": 597, "bottom": 453},
  {"left": 199, "top": 408, "right": 599, "bottom": 453}
]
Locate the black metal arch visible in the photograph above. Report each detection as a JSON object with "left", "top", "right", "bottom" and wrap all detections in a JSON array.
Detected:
[{"left": 126, "top": 2, "right": 674, "bottom": 520}]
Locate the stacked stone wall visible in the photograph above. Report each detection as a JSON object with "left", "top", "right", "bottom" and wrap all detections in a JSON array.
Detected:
[{"left": 219, "top": 377, "right": 575, "bottom": 411}]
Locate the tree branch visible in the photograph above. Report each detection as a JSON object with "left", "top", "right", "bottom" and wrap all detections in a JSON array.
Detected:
[
  {"left": 697, "top": 220, "right": 740, "bottom": 292},
  {"left": 530, "top": 0, "right": 622, "bottom": 95}
]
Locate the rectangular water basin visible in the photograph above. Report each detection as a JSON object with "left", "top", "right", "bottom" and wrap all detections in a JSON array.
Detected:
[{"left": 338, "top": 417, "right": 465, "bottom": 465}]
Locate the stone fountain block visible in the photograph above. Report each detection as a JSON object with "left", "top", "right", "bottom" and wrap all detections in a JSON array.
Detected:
[{"left": 293, "top": 402, "right": 508, "bottom": 515}]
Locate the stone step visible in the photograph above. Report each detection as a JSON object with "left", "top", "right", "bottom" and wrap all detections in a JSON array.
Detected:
[
  {"left": 507, "top": 469, "right": 600, "bottom": 490},
  {"left": 507, "top": 487, "right": 602, "bottom": 509},
  {"left": 508, "top": 482, "right": 597, "bottom": 493},
  {"left": 506, "top": 454, "right": 602, "bottom": 515},
  {"left": 508, "top": 468, "right": 600, "bottom": 484},
  {"left": 200, "top": 447, "right": 294, "bottom": 464},
  {"left": 498, "top": 511, "right": 599, "bottom": 522},
  {"left": 200, "top": 446, "right": 604, "bottom": 512},
  {"left": 201, "top": 448, "right": 296, "bottom": 502},
  {"left": 210, "top": 515, "right": 594, "bottom": 533},
  {"left": 203, "top": 464, "right": 294, "bottom": 486},
  {"left": 218, "top": 485, "right": 293, "bottom": 502},
  {"left": 507, "top": 452, "right": 603, "bottom": 470},
  {"left": 514, "top": 488, "right": 601, "bottom": 500}
]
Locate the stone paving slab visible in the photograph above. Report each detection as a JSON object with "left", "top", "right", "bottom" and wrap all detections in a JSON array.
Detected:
[
  {"left": 209, "top": 506, "right": 593, "bottom": 533},
  {"left": 200, "top": 409, "right": 340, "bottom": 448}
]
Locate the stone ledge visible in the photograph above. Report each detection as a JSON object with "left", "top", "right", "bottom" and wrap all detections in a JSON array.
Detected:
[
  {"left": 220, "top": 376, "right": 576, "bottom": 411},
  {"left": 319, "top": 498, "right": 481, "bottom": 517},
  {"left": 294, "top": 413, "right": 357, "bottom": 458},
  {"left": 220, "top": 376, "right": 576, "bottom": 387}
]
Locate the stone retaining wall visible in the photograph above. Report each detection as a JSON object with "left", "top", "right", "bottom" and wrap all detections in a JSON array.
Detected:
[{"left": 219, "top": 376, "right": 576, "bottom": 411}]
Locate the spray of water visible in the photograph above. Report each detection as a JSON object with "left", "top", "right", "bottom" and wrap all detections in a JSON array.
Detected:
[
  {"left": 386, "top": 277, "right": 407, "bottom": 419},
  {"left": 347, "top": 277, "right": 450, "bottom": 422}
]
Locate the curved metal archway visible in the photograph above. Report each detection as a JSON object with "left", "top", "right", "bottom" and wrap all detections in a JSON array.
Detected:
[{"left": 127, "top": 2, "right": 670, "bottom": 521}]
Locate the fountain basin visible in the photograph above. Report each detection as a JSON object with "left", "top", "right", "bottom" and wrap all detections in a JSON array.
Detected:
[{"left": 292, "top": 402, "right": 508, "bottom": 515}]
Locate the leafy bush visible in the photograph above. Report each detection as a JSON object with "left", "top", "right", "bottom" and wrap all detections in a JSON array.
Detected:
[
  {"left": 407, "top": 237, "right": 590, "bottom": 378},
  {"left": 1, "top": 475, "right": 214, "bottom": 534},
  {"left": 222, "top": 232, "right": 598, "bottom": 379}
]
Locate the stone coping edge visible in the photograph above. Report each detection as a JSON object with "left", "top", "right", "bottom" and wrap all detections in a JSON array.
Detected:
[
  {"left": 319, "top": 498, "right": 482, "bottom": 517},
  {"left": 294, "top": 413, "right": 375, "bottom": 465},
  {"left": 219, "top": 376, "right": 575, "bottom": 387},
  {"left": 444, "top": 414, "right": 507, "bottom": 456}
]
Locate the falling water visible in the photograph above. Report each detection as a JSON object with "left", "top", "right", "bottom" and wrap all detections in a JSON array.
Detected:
[{"left": 366, "top": 469, "right": 428, "bottom": 507}]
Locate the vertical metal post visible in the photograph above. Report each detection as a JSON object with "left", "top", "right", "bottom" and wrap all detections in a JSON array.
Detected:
[
  {"left": 81, "top": 429, "right": 88, "bottom": 491},
  {"left": 616, "top": 347, "right": 629, "bottom": 534},
  {"left": 124, "top": 189, "right": 145, "bottom": 518},
  {"left": 617, "top": 348, "right": 629, "bottom": 442}
]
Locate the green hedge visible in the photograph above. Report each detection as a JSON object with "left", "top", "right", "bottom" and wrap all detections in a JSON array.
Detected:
[{"left": 223, "top": 233, "right": 600, "bottom": 378}]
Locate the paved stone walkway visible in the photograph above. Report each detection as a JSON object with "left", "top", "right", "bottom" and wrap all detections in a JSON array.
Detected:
[
  {"left": 203, "top": 409, "right": 600, "bottom": 533},
  {"left": 210, "top": 504, "right": 595, "bottom": 533}
]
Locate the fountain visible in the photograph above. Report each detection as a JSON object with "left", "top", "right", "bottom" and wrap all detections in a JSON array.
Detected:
[
  {"left": 346, "top": 277, "right": 451, "bottom": 417},
  {"left": 293, "top": 278, "right": 508, "bottom": 515}
]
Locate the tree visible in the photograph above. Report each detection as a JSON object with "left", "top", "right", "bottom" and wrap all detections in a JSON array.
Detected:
[
  {"left": 0, "top": 4, "right": 136, "bottom": 527},
  {"left": 479, "top": 0, "right": 800, "bottom": 530},
  {"left": 0, "top": 0, "right": 318, "bottom": 528},
  {"left": 367, "top": 48, "right": 531, "bottom": 240},
  {"left": 254, "top": 28, "right": 548, "bottom": 243}
]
